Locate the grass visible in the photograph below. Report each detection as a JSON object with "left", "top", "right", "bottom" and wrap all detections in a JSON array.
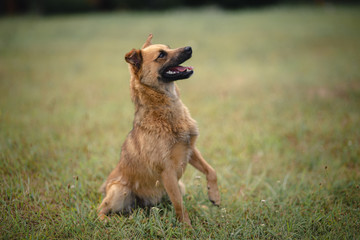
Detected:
[{"left": 1, "top": 5, "right": 360, "bottom": 239}]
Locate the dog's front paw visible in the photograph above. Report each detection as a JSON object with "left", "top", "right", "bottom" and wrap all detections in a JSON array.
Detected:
[
  {"left": 207, "top": 185, "right": 221, "bottom": 206},
  {"left": 97, "top": 212, "right": 110, "bottom": 222}
]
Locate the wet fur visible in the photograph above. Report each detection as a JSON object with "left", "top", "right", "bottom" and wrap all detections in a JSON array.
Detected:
[{"left": 97, "top": 35, "right": 220, "bottom": 227}]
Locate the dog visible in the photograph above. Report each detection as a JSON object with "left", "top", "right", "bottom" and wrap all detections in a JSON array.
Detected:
[{"left": 97, "top": 34, "right": 220, "bottom": 227}]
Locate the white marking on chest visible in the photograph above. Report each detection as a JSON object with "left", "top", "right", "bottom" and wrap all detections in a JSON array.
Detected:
[{"left": 134, "top": 181, "right": 139, "bottom": 190}]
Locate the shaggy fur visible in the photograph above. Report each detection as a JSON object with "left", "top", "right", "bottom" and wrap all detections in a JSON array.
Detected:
[{"left": 97, "top": 34, "right": 220, "bottom": 227}]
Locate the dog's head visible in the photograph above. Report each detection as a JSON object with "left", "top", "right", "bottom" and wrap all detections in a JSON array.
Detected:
[{"left": 125, "top": 34, "right": 193, "bottom": 91}]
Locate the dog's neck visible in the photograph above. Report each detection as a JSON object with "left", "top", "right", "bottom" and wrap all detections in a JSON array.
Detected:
[
  {"left": 164, "top": 83, "right": 178, "bottom": 98},
  {"left": 129, "top": 75, "right": 198, "bottom": 135},
  {"left": 129, "top": 75, "right": 190, "bottom": 128},
  {"left": 130, "top": 76, "right": 180, "bottom": 108}
]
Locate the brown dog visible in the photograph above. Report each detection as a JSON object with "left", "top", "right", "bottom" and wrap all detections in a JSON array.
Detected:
[{"left": 97, "top": 34, "right": 220, "bottom": 227}]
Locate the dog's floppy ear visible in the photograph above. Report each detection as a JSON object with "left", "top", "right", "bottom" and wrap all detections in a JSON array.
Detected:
[
  {"left": 125, "top": 49, "right": 142, "bottom": 70},
  {"left": 141, "top": 34, "right": 153, "bottom": 49}
]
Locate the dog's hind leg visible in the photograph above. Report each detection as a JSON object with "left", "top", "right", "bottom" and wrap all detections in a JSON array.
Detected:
[
  {"left": 97, "top": 181, "right": 134, "bottom": 221},
  {"left": 189, "top": 147, "right": 220, "bottom": 206}
]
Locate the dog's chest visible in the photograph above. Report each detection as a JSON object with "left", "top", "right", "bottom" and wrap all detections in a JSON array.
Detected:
[{"left": 139, "top": 104, "right": 198, "bottom": 137}]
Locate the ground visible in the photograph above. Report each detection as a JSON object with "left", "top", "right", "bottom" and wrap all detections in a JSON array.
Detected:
[{"left": 0, "top": 5, "right": 360, "bottom": 239}]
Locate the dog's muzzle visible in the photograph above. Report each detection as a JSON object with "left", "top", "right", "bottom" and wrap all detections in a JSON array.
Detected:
[{"left": 160, "top": 46, "right": 194, "bottom": 82}]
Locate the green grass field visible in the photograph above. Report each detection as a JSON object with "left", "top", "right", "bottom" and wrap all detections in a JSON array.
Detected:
[{"left": 1, "top": 5, "right": 360, "bottom": 239}]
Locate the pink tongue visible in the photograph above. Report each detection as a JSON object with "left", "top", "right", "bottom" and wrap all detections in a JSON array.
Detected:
[{"left": 169, "top": 66, "right": 193, "bottom": 72}]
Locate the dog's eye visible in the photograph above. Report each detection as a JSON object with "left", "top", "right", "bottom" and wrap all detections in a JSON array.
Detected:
[{"left": 158, "top": 51, "right": 166, "bottom": 59}]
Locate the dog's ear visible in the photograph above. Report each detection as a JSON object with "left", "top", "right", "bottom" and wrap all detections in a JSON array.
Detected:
[
  {"left": 125, "top": 49, "right": 142, "bottom": 70},
  {"left": 141, "top": 34, "right": 153, "bottom": 49}
]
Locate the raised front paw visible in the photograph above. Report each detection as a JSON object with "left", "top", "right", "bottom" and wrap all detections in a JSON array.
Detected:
[{"left": 208, "top": 184, "right": 221, "bottom": 206}]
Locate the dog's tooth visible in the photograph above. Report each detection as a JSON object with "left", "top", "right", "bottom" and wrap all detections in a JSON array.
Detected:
[{"left": 166, "top": 70, "right": 177, "bottom": 75}]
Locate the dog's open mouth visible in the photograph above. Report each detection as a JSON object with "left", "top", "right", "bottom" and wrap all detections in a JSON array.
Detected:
[
  {"left": 160, "top": 47, "right": 194, "bottom": 82},
  {"left": 165, "top": 66, "right": 193, "bottom": 75},
  {"left": 161, "top": 65, "right": 194, "bottom": 82}
]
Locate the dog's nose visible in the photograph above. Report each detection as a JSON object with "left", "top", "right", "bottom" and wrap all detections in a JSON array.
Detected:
[{"left": 184, "top": 46, "right": 192, "bottom": 53}]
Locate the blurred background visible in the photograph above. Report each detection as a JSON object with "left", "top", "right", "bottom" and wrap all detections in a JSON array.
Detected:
[
  {"left": 1, "top": 0, "right": 360, "bottom": 238},
  {"left": 1, "top": 0, "right": 359, "bottom": 14}
]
